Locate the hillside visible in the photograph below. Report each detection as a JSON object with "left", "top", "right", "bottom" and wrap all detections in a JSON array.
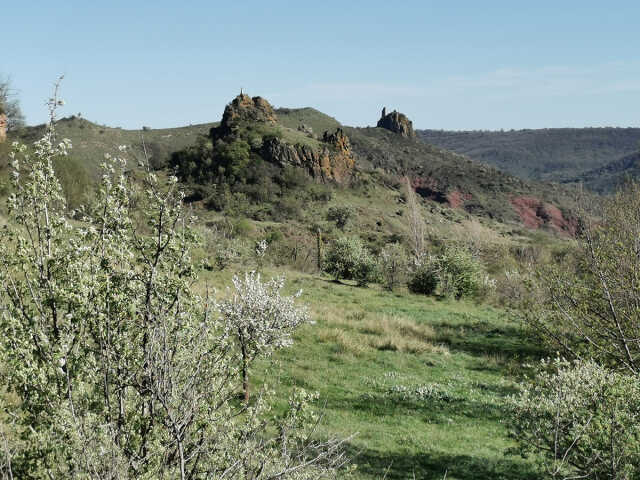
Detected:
[
  {"left": 417, "top": 127, "right": 640, "bottom": 184},
  {"left": 16, "top": 115, "right": 218, "bottom": 174},
  {"left": 569, "top": 151, "right": 640, "bottom": 193},
  {"left": 2, "top": 98, "right": 587, "bottom": 237}
]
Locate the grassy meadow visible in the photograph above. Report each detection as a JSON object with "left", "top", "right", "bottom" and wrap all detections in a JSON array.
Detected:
[{"left": 203, "top": 266, "right": 542, "bottom": 479}]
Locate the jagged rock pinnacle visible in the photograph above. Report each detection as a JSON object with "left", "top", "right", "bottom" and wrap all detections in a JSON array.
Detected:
[{"left": 377, "top": 108, "right": 415, "bottom": 138}]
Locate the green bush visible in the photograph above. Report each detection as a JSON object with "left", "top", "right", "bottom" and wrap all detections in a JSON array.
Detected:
[
  {"left": 327, "top": 205, "right": 354, "bottom": 230},
  {"left": 408, "top": 263, "right": 439, "bottom": 295},
  {"left": 408, "top": 246, "right": 485, "bottom": 299},
  {"left": 322, "top": 236, "right": 377, "bottom": 286},
  {"left": 509, "top": 359, "right": 640, "bottom": 479},
  {"left": 436, "top": 245, "right": 484, "bottom": 299}
]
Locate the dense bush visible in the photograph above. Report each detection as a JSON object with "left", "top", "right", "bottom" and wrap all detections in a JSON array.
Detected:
[
  {"left": 407, "top": 246, "right": 485, "bottom": 299},
  {"left": 509, "top": 359, "right": 640, "bottom": 479},
  {"left": 407, "top": 263, "right": 439, "bottom": 295},
  {"left": 322, "top": 236, "right": 377, "bottom": 286},
  {"left": 436, "top": 246, "right": 484, "bottom": 299}
]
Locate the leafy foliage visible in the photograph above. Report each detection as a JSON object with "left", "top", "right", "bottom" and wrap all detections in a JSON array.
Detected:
[
  {"left": 528, "top": 183, "right": 640, "bottom": 373},
  {"left": 436, "top": 245, "right": 485, "bottom": 299},
  {"left": 379, "top": 243, "right": 409, "bottom": 291},
  {"left": 408, "top": 246, "right": 485, "bottom": 299},
  {"left": 322, "top": 236, "right": 377, "bottom": 286},
  {"left": 327, "top": 204, "right": 354, "bottom": 230},
  {"left": 509, "top": 359, "right": 640, "bottom": 479},
  {"left": 407, "top": 263, "right": 439, "bottom": 295}
]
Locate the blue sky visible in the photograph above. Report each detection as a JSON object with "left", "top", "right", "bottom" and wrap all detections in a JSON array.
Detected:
[{"left": 5, "top": 1, "right": 640, "bottom": 130}]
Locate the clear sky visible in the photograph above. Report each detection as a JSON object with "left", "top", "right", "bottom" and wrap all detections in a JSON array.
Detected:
[{"left": 4, "top": 1, "right": 640, "bottom": 130}]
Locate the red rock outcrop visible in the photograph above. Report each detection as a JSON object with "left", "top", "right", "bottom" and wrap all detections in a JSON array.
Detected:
[{"left": 510, "top": 196, "right": 577, "bottom": 236}]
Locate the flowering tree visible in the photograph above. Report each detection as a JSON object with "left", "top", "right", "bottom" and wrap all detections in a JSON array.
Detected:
[
  {"left": 218, "top": 272, "right": 312, "bottom": 402},
  {"left": 0, "top": 82, "right": 347, "bottom": 479},
  {"left": 528, "top": 183, "right": 640, "bottom": 373},
  {"left": 509, "top": 359, "right": 640, "bottom": 479}
]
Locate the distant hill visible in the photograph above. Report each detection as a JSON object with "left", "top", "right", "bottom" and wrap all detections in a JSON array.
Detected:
[
  {"left": 568, "top": 151, "right": 640, "bottom": 193},
  {"left": 417, "top": 128, "right": 640, "bottom": 184}
]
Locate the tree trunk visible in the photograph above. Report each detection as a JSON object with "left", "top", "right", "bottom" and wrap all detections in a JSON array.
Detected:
[
  {"left": 241, "top": 344, "right": 249, "bottom": 403},
  {"left": 316, "top": 228, "right": 322, "bottom": 271}
]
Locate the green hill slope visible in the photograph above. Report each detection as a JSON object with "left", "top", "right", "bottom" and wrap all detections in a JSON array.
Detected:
[{"left": 15, "top": 116, "right": 218, "bottom": 175}]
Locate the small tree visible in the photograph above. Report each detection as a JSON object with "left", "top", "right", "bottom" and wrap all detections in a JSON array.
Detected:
[
  {"left": 407, "top": 262, "right": 439, "bottom": 295},
  {"left": 528, "top": 183, "right": 640, "bottom": 373},
  {"left": 404, "top": 176, "right": 426, "bottom": 266},
  {"left": 322, "top": 236, "right": 377, "bottom": 286},
  {"left": 327, "top": 204, "right": 354, "bottom": 230},
  {"left": 509, "top": 359, "right": 640, "bottom": 479},
  {"left": 218, "top": 272, "right": 312, "bottom": 402},
  {"left": 0, "top": 75, "right": 26, "bottom": 131},
  {"left": 407, "top": 246, "right": 484, "bottom": 299},
  {"left": 379, "top": 243, "right": 408, "bottom": 291}
]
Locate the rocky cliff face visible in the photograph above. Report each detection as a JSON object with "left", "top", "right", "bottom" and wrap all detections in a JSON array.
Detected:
[
  {"left": 0, "top": 114, "right": 7, "bottom": 143},
  {"left": 377, "top": 107, "right": 415, "bottom": 138},
  {"left": 262, "top": 128, "right": 355, "bottom": 183}
]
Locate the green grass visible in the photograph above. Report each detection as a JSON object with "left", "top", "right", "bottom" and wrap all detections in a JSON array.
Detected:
[
  {"left": 203, "top": 267, "right": 543, "bottom": 479},
  {"left": 275, "top": 107, "right": 342, "bottom": 136}
]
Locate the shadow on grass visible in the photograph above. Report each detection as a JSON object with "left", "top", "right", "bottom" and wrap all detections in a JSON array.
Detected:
[
  {"left": 346, "top": 445, "right": 540, "bottom": 480},
  {"left": 432, "top": 320, "right": 546, "bottom": 360},
  {"left": 337, "top": 393, "right": 507, "bottom": 425}
]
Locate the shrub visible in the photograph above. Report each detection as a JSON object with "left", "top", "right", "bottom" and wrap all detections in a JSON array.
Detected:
[
  {"left": 379, "top": 243, "right": 409, "bottom": 291},
  {"left": 408, "top": 263, "right": 439, "bottom": 295},
  {"left": 322, "top": 236, "right": 377, "bottom": 286},
  {"left": 407, "top": 245, "right": 485, "bottom": 299},
  {"left": 436, "top": 245, "right": 484, "bottom": 299},
  {"left": 509, "top": 359, "right": 640, "bottom": 479},
  {"left": 327, "top": 204, "right": 354, "bottom": 230}
]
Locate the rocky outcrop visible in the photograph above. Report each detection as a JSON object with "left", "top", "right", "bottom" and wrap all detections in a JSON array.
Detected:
[
  {"left": 217, "top": 93, "right": 278, "bottom": 135},
  {"left": 377, "top": 107, "right": 415, "bottom": 138},
  {"left": 0, "top": 101, "right": 6, "bottom": 143},
  {"left": 0, "top": 114, "right": 6, "bottom": 143},
  {"left": 261, "top": 128, "right": 355, "bottom": 183}
]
